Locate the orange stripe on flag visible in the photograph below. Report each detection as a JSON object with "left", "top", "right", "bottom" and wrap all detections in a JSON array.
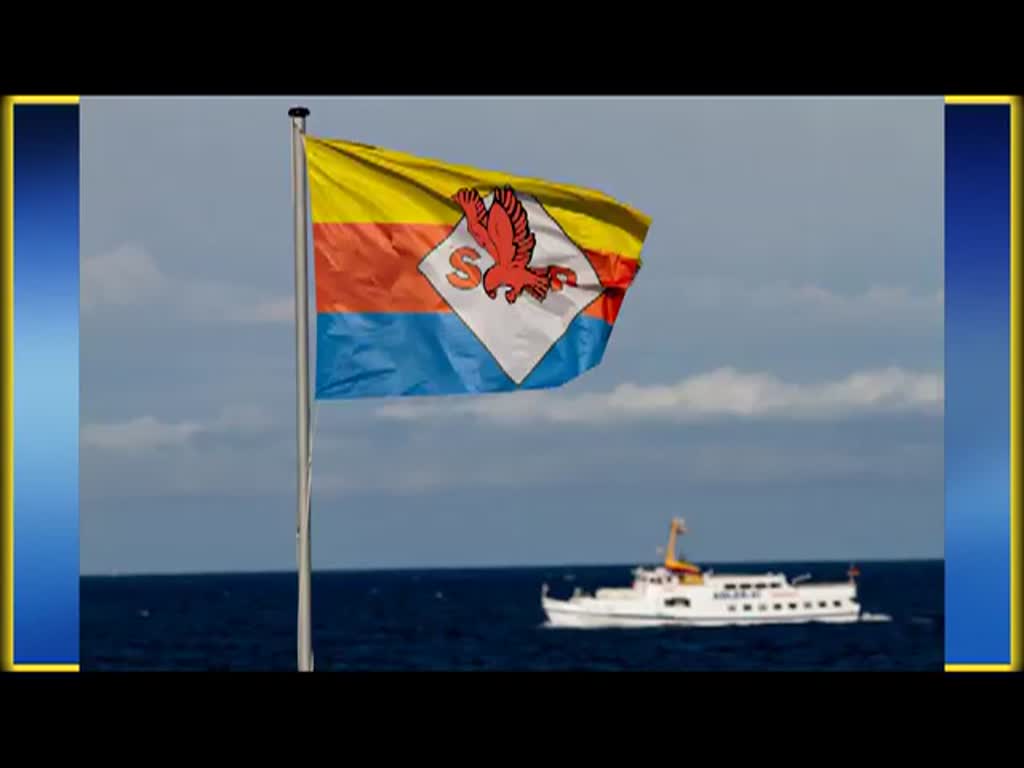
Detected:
[
  {"left": 583, "top": 250, "right": 638, "bottom": 325},
  {"left": 313, "top": 222, "right": 640, "bottom": 321},
  {"left": 314, "top": 222, "right": 452, "bottom": 314}
]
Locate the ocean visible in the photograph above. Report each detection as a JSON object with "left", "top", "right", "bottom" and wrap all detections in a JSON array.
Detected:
[{"left": 80, "top": 559, "right": 943, "bottom": 671}]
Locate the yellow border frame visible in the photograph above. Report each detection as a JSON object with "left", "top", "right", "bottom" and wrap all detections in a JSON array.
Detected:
[
  {"left": 1, "top": 94, "right": 80, "bottom": 673},
  {"left": 943, "top": 95, "right": 1022, "bottom": 673},
  {"left": 0, "top": 94, "right": 1016, "bottom": 673}
]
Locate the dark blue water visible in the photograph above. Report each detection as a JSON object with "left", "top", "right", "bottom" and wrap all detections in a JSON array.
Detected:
[{"left": 81, "top": 560, "right": 943, "bottom": 670}]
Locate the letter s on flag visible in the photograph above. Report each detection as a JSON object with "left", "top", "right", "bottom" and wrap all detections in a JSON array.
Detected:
[{"left": 446, "top": 246, "right": 483, "bottom": 290}]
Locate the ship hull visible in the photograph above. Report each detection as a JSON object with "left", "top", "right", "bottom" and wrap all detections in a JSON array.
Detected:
[{"left": 542, "top": 597, "right": 862, "bottom": 628}]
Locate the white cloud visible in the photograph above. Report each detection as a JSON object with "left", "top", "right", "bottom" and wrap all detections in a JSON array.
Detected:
[
  {"left": 82, "top": 243, "right": 292, "bottom": 325},
  {"left": 683, "top": 440, "right": 940, "bottom": 485},
  {"left": 751, "top": 281, "right": 943, "bottom": 321},
  {"left": 81, "top": 375, "right": 942, "bottom": 500},
  {"left": 82, "top": 405, "right": 274, "bottom": 452},
  {"left": 225, "top": 297, "right": 295, "bottom": 325},
  {"left": 308, "top": 434, "right": 580, "bottom": 496},
  {"left": 376, "top": 366, "right": 943, "bottom": 426},
  {"left": 81, "top": 243, "right": 169, "bottom": 311},
  {"left": 664, "top": 276, "right": 943, "bottom": 325},
  {"left": 82, "top": 416, "right": 202, "bottom": 451}
]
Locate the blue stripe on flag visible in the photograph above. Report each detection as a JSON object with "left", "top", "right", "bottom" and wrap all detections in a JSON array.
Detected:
[{"left": 315, "top": 312, "right": 613, "bottom": 400}]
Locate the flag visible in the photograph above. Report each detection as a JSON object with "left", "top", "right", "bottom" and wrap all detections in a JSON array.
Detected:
[{"left": 304, "top": 136, "right": 652, "bottom": 400}]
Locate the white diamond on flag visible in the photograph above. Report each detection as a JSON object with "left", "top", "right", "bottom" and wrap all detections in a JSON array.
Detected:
[{"left": 418, "top": 191, "right": 603, "bottom": 385}]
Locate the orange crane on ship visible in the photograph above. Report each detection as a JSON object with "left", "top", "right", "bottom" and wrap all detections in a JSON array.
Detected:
[{"left": 663, "top": 518, "right": 704, "bottom": 584}]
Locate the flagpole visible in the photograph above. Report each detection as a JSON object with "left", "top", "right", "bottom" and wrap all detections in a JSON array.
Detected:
[{"left": 289, "top": 105, "right": 314, "bottom": 672}]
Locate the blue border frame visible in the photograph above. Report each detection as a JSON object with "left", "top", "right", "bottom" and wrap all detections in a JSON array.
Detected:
[
  {"left": 943, "top": 96, "right": 1020, "bottom": 672},
  {"left": 2, "top": 95, "right": 80, "bottom": 672}
]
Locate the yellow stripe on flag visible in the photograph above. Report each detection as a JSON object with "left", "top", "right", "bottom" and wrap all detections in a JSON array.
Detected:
[{"left": 304, "top": 136, "right": 652, "bottom": 262}]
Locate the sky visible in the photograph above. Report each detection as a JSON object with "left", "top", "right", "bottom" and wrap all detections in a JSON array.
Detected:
[{"left": 79, "top": 96, "right": 945, "bottom": 575}]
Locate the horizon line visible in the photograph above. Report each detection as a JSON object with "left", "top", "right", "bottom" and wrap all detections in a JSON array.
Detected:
[{"left": 80, "top": 555, "right": 944, "bottom": 579}]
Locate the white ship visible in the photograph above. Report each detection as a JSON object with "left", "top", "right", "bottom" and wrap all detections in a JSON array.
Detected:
[{"left": 541, "top": 518, "right": 864, "bottom": 628}]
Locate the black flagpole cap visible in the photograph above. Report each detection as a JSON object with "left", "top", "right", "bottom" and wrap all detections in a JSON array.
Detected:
[{"left": 289, "top": 106, "right": 310, "bottom": 118}]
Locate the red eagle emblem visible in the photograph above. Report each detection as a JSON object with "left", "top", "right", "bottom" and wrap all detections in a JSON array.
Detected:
[{"left": 451, "top": 186, "right": 576, "bottom": 304}]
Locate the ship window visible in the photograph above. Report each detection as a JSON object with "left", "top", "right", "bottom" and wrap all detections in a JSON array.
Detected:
[
  {"left": 743, "top": 605, "right": 751, "bottom": 611},
  {"left": 725, "top": 584, "right": 736, "bottom": 590},
  {"left": 728, "top": 605, "right": 736, "bottom": 612},
  {"left": 773, "top": 604, "right": 781, "bottom": 610},
  {"left": 740, "top": 583, "right": 752, "bottom": 590},
  {"left": 770, "top": 582, "right": 782, "bottom": 588},
  {"left": 755, "top": 583, "right": 767, "bottom": 589},
  {"left": 788, "top": 603, "right": 797, "bottom": 609},
  {"left": 804, "top": 602, "right": 812, "bottom": 609},
  {"left": 818, "top": 602, "right": 827, "bottom": 608},
  {"left": 664, "top": 597, "right": 690, "bottom": 607},
  {"left": 833, "top": 600, "right": 842, "bottom": 607}
]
